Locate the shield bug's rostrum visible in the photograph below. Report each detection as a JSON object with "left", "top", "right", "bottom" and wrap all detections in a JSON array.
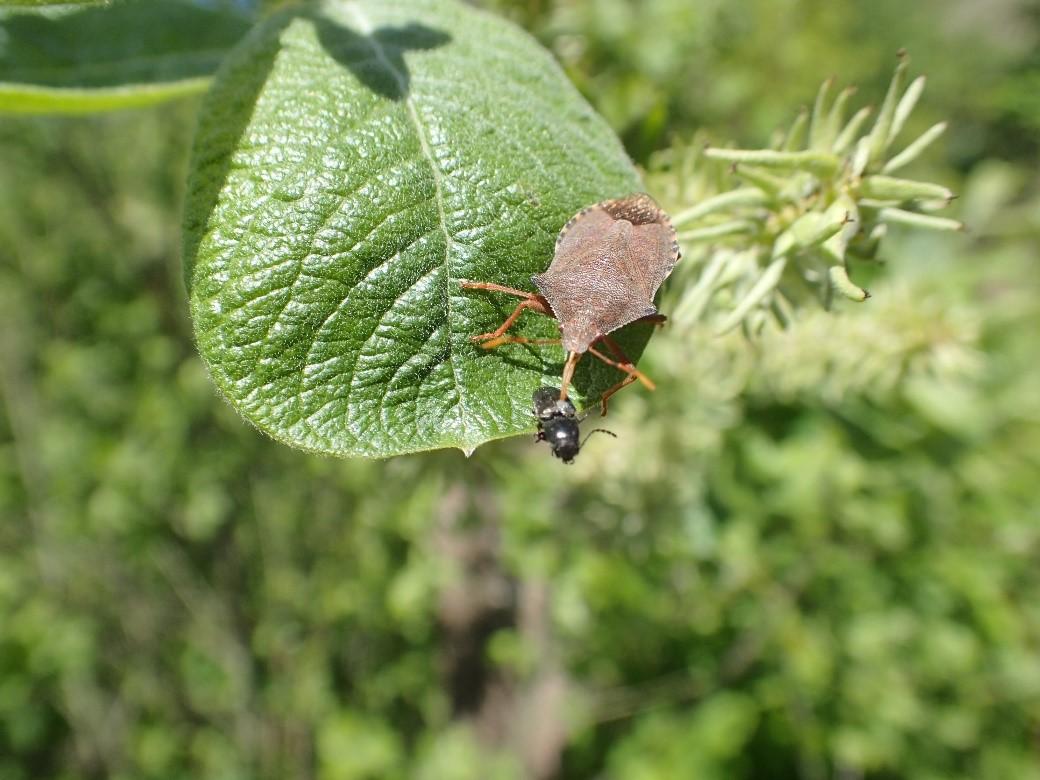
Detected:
[
  {"left": 532, "top": 386, "right": 616, "bottom": 463},
  {"left": 461, "top": 193, "right": 681, "bottom": 414}
]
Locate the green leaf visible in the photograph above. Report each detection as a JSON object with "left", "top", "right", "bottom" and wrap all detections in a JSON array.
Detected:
[
  {"left": 677, "top": 220, "right": 757, "bottom": 243},
  {"left": 714, "top": 256, "right": 787, "bottom": 335},
  {"left": 808, "top": 76, "right": 832, "bottom": 150},
  {"left": 184, "top": 0, "right": 642, "bottom": 458},
  {"left": 878, "top": 208, "right": 964, "bottom": 232},
  {"left": 832, "top": 105, "right": 871, "bottom": 155},
  {"left": 865, "top": 53, "right": 908, "bottom": 166},
  {"left": 704, "top": 148, "right": 840, "bottom": 177},
  {"left": 0, "top": 0, "right": 251, "bottom": 114},
  {"left": 859, "top": 175, "right": 952, "bottom": 203},
  {"left": 782, "top": 107, "right": 808, "bottom": 151},
  {"left": 772, "top": 211, "right": 845, "bottom": 259},
  {"left": 821, "top": 86, "right": 856, "bottom": 151},
  {"left": 828, "top": 265, "right": 869, "bottom": 302},
  {"left": 0, "top": 0, "right": 106, "bottom": 5},
  {"left": 882, "top": 121, "right": 947, "bottom": 174},
  {"left": 671, "top": 188, "right": 768, "bottom": 227}
]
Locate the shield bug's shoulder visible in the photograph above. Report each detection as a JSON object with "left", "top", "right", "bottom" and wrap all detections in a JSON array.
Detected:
[
  {"left": 532, "top": 193, "right": 680, "bottom": 353},
  {"left": 461, "top": 192, "right": 679, "bottom": 416}
]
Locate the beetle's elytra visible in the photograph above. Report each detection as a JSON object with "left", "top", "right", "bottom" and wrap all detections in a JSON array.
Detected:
[{"left": 532, "top": 385, "right": 616, "bottom": 463}]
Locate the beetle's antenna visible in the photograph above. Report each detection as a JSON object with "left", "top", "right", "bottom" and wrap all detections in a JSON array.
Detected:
[{"left": 580, "top": 428, "right": 617, "bottom": 448}]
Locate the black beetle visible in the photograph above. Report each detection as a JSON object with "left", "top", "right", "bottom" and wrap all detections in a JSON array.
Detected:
[{"left": 532, "top": 386, "right": 615, "bottom": 464}]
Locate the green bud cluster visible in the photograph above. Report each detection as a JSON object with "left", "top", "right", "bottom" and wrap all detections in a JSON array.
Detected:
[{"left": 650, "top": 53, "right": 961, "bottom": 335}]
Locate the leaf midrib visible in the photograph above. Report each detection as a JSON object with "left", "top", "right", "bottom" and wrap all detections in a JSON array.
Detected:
[{"left": 342, "top": 1, "right": 467, "bottom": 442}]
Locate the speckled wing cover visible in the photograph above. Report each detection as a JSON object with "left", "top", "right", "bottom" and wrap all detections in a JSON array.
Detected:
[{"left": 532, "top": 193, "right": 680, "bottom": 352}]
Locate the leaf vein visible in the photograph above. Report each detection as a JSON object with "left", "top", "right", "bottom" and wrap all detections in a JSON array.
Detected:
[{"left": 343, "top": 2, "right": 467, "bottom": 439}]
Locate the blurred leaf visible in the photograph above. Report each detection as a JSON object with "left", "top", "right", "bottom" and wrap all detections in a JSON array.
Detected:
[
  {"left": 184, "top": 0, "right": 641, "bottom": 458},
  {"left": 4, "top": 1, "right": 1040, "bottom": 777},
  {"left": 0, "top": 0, "right": 106, "bottom": 5},
  {"left": 0, "top": 0, "right": 251, "bottom": 113},
  {"left": 318, "top": 713, "right": 403, "bottom": 780}
]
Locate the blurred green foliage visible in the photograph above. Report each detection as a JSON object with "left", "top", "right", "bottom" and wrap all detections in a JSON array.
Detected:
[
  {"left": 487, "top": 0, "right": 1040, "bottom": 167},
  {"left": 1, "top": 0, "right": 1039, "bottom": 778}
]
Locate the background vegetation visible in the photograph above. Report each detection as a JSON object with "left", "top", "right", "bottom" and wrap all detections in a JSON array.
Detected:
[{"left": 1, "top": 0, "right": 1038, "bottom": 777}]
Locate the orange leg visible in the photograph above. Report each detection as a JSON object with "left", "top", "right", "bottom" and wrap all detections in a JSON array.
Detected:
[
  {"left": 579, "top": 319, "right": 663, "bottom": 410},
  {"left": 460, "top": 280, "right": 540, "bottom": 300},
  {"left": 460, "top": 280, "right": 555, "bottom": 343},
  {"left": 595, "top": 373, "right": 639, "bottom": 416},
  {"left": 587, "top": 336, "right": 656, "bottom": 416},
  {"left": 599, "top": 336, "right": 656, "bottom": 391},
  {"left": 559, "top": 351, "right": 582, "bottom": 401},
  {"left": 468, "top": 298, "right": 549, "bottom": 343},
  {"left": 560, "top": 337, "right": 657, "bottom": 411},
  {"left": 478, "top": 335, "right": 561, "bottom": 349}
]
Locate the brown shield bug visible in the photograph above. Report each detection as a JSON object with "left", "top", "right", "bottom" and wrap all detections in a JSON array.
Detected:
[{"left": 461, "top": 193, "right": 680, "bottom": 414}]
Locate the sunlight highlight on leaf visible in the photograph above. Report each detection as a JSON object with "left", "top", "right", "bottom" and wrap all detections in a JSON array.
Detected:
[{"left": 184, "top": 0, "right": 641, "bottom": 458}]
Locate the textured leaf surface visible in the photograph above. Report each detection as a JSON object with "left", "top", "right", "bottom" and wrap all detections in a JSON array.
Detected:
[
  {"left": 0, "top": 1, "right": 251, "bottom": 113},
  {"left": 184, "top": 0, "right": 642, "bottom": 458}
]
